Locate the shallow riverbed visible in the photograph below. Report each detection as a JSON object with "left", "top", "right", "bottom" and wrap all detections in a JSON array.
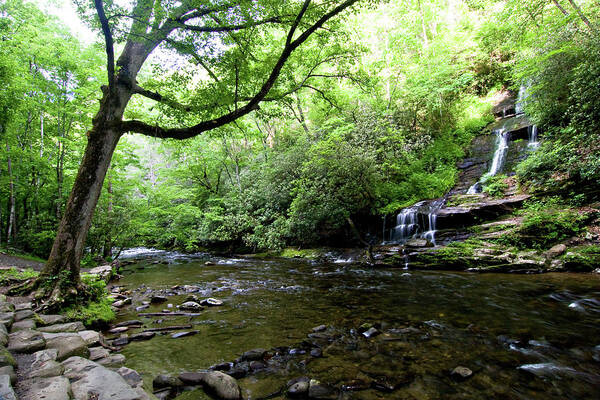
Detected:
[{"left": 113, "top": 250, "right": 600, "bottom": 399}]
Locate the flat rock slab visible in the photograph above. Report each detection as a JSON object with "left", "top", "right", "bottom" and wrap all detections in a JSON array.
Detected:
[
  {"left": 10, "top": 319, "right": 36, "bottom": 332},
  {"left": 0, "top": 373, "right": 17, "bottom": 400},
  {"left": 29, "top": 360, "right": 64, "bottom": 378},
  {"left": 8, "top": 329, "right": 45, "bottom": 353},
  {"left": 38, "top": 321, "right": 85, "bottom": 333},
  {"left": 89, "top": 347, "right": 110, "bottom": 361},
  {"left": 46, "top": 335, "right": 90, "bottom": 361},
  {"left": 20, "top": 376, "right": 71, "bottom": 400},
  {"left": 63, "top": 356, "right": 146, "bottom": 400},
  {"left": 97, "top": 354, "right": 126, "bottom": 368},
  {"left": 38, "top": 315, "right": 66, "bottom": 326},
  {"left": 14, "top": 303, "right": 32, "bottom": 311},
  {"left": 14, "top": 310, "right": 34, "bottom": 321}
]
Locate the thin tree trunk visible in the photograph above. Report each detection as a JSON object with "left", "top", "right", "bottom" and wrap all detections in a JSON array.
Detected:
[
  {"left": 565, "top": 0, "right": 597, "bottom": 33},
  {"left": 552, "top": 0, "right": 570, "bottom": 16},
  {"left": 6, "top": 143, "right": 16, "bottom": 243}
]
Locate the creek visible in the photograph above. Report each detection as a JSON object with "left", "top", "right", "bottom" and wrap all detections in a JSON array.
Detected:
[{"left": 112, "top": 250, "right": 600, "bottom": 399}]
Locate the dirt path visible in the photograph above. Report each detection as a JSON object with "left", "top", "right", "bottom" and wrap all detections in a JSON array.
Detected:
[{"left": 0, "top": 253, "right": 45, "bottom": 271}]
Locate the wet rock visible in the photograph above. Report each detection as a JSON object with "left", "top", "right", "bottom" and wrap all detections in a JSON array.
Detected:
[
  {"left": 151, "top": 296, "right": 167, "bottom": 304},
  {"left": 205, "top": 261, "right": 215, "bottom": 266},
  {"left": 241, "top": 348, "right": 267, "bottom": 361},
  {"left": 545, "top": 244, "right": 567, "bottom": 259},
  {"left": 96, "top": 353, "right": 127, "bottom": 368},
  {"left": 0, "top": 366, "right": 16, "bottom": 384},
  {"left": 451, "top": 366, "right": 473, "bottom": 380},
  {"left": 46, "top": 335, "right": 90, "bottom": 361},
  {"left": 211, "top": 362, "right": 233, "bottom": 372},
  {"left": 110, "top": 327, "right": 130, "bottom": 334},
  {"left": 405, "top": 238, "right": 434, "bottom": 248},
  {"left": 201, "top": 298, "right": 224, "bottom": 307},
  {"left": 171, "top": 331, "right": 198, "bottom": 339},
  {"left": 62, "top": 356, "right": 143, "bottom": 400},
  {"left": 0, "top": 347, "right": 16, "bottom": 368},
  {"left": 310, "top": 348, "right": 323, "bottom": 358},
  {"left": 136, "top": 305, "right": 149, "bottom": 311},
  {"left": 312, "top": 325, "right": 327, "bottom": 333},
  {"left": 10, "top": 319, "right": 35, "bottom": 331},
  {"left": 37, "top": 315, "right": 66, "bottom": 325},
  {"left": 196, "top": 371, "right": 242, "bottom": 400},
  {"left": 249, "top": 361, "right": 267, "bottom": 371},
  {"left": 8, "top": 329, "right": 45, "bottom": 353},
  {"left": 118, "top": 367, "right": 143, "bottom": 388},
  {"left": 308, "top": 379, "right": 338, "bottom": 400},
  {"left": 0, "top": 374, "right": 16, "bottom": 400},
  {"left": 179, "top": 301, "right": 202, "bottom": 311},
  {"left": 130, "top": 332, "right": 155, "bottom": 341},
  {"left": 113, "top": 336, "right": 130, "bottom": 346},
  {"left": 153, "top": 374, "right": 183, "bottom": 389},
  {"left": 116, "top": 320, "right": 144, "bottom": 328},
  {"left": 179, "top": 372, "right": 204, "bottom": 385},
  {"left": 39, "top": 321, "right": 85, "bottom": 333},
  {"left": 287, "top": 377, "right": 310, "bottom": 396},
  {"left": 362, "top": 327, "right": 380, "bottom": 338},
  {"left": 14, "top": 309, "right": 34, "bottom": 321},
  {"left": 20, "top": 376, "right": 71, "bottom": 400},
  {"left": 89, "top": 347, "right": 110, "bottom": 361},
  {"left": 227, "top": 363, "right": 249, "bottom": 379}
]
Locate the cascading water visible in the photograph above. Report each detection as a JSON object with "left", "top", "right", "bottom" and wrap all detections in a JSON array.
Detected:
[
  {"left": 467, "top": 128, "right": 510, "bottom": 194},
  {"left": 528, "top": 125, "right": 539, "bottom": 148},
  {"left": 515, "top": 84, "right": 528, "bottom": 115},
  {"left": 388, "top": 199, "right": 444, "bottom": 246}
]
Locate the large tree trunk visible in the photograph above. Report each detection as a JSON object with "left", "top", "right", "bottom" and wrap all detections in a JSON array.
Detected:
[{"left": 6, "top": 143, "right": 16, "bottom": 243}]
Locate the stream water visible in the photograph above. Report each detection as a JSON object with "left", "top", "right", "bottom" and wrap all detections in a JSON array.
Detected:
[{"left": 114, "top": 251, "right": 600, "bottom": 399}]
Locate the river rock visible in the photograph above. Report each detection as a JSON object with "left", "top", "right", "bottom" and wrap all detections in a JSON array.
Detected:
[
  {"left": 38, "top": 314, "right": 66, "bottom": 325},
  {"left": 113, "top": 336, "right": 130, "bottom": 346},
  {"left": 115, "top": 320, "right": 143, "bottom": 327},
  {"left": 14, "top": 309, "right": 34, "bottom": 321},
  {"left": 171, "top": 331, "right": 198, "bottom": 339},
  {"left": 308, "top": 379, "right": 338, "bottom": 400},
  {"left": 545, "top": 244, "right": 567, "bottom": 259},
  {"left": 0, "top": 347, "right": 16, "bottom": 368},
  {"left": 0, "top": 366, "right": 16, "bottom": 384},
  {"left": 130, "top": 332, "right": 155, "bottom": 341},
  {"left": 362, "top": 327, "right": 380, "bottom": 338},
  {"left": 151, "top": 296, "right": 168, "bottom": 304},
  {"left": 8, "top": 329, "right": 45, "bottom": 353},
  {"left": 193, "top": 371, "right": 241, "bottom": 400},
  {"left": 405, "top": 239, "right": 434, "bottom": 248},
  {"left": 179, "top": 301, "right": 202, "bottom": 311},
  {"left": 97, "top": 353, "right": 126, "bottom": 367},
  {"left": 110, "top": 327, "right": 130, "bottom": 334},
  {"left": 0, "top": 374, "right": 17, "bottom": 400},
  {"left": 117, "top": 367, "right": 143, "bottom": 388},
  {"left": 287, "top": 377, "right": 310, "bottom": 396},
  {"left": 200, "top": 298, "right": 223, "bottom": 306},
  {"left": 241, "top": 348, "right": 267, "bottom": 361},
  {"left": 88, "top": 265, "right": 114, "bottom": 281},
  {"left": 19, "top": 376, "right": 71, "bottom": 400},
  {"left": 46, "top": 335, "right": 90, "bottom": 361},
  {"left": 153, "top": 374, "right": 183, "bottom": 389},
  {"left": 89, "top": 347, "right": 110, "bottom": 361},
  {"left": 10, "top": 319, "right": 36, "bottom": 331},
  {"left": 0, "top": 312, "right": 14, "bottom": 327},
  {"left": 39, "top": 321, "right": 85, "bottom": 333},
  {"left": 29, "top": 360, "right": 64, "bottom": 378},
  {"left": 451, "top": 366, "right": 473, "bottom": 380},
  {"left": 62, "top": 356, "right": 144, "bottom": 400},
  {"left": 310, "top": 348, "right": 323, "bottom": 358},
  {"left": 312, "top": 325, "right": 327, "bottom": 332}
]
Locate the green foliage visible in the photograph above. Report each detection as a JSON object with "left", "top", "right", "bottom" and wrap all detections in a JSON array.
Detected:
[
  {"left": 0, "top": 268, "right": 38, "bottom": 285},
  {"left": 60, "top": 273, "right": 115, "bottom": 327},
  {"left": 482, "top": 174, "right": 508, "bottom": 198}
]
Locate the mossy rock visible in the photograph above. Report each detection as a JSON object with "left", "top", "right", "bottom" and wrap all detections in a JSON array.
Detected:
[{"left": 0, "top": 347, "right": 16, "bottom": 368}]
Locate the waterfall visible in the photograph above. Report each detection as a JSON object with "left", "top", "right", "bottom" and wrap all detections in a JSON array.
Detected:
[
  {"left": 388, "top": 199, "right": 443, "bottom": 245},
  {"left": 467, "top": 129, "right": 509, "bottom": 194},
  {"left": 528, "top": 125, "right": 539, "bottom": 148},
  {"left": 515, "top": 85, "right": 527, "bottom": 115}
]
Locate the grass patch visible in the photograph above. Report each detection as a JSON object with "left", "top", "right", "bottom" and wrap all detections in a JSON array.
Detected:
[
  {"left": 60, "top": 273, "right": 115, "bottom": 328},
  {"left": 279, "top": 248, "right": 325, "bottom": 259},
  {"left": 0, "top": 268, "right": 39, "bottom": 285}
]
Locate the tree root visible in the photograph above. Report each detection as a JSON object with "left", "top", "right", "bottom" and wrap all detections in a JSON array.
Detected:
[
  {"left": 6, "top": 278, "right": 39, "bottom": 296},
  {"left": 7, "top": 276, "right": 89, "bottom": 313}
]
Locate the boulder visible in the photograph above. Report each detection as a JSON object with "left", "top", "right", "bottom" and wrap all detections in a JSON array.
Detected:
[
  {"left": 10, "top": 319, "right": 36, "bottom": 332},
  {"left": 287, "top": 377, "right": 310, "bottom": 397},
  {"left": 88, "top": 265, "right": 114, "bottom": 282},
  {"left": 62, "top": 356, "right": 144, "bottom": 400},
  {"left": 19, "top": 376, "right": 71, "bottom": 400},
  {"left": 240, "top": 348, "right": 267, "bottom": 361},
  {"left": 194, "top": 371, "right": 241, "bottom": 400},
  {"left": 545, "top": 244, "right": 567, "bottom": 259},
  {"left": 179, "top": 301, "right": 202, "bottom": 311},
  {"left": 200, "top": 298, "right": 223, "bottom": 307},
  {"left": 0, "top": 374, "right": 17, "bottom": 400},
  {"left": 153, "top": 374, "right": 183, "bottom": 389},
  {"left": 38, "top": 321, "right": 85, "bottom": 333},
  {"left": 0, "top": 366, "right": 16, "bottom": 384},
  {"left": 8, "top": 329, "right": 45, "bottom": 353},
  {"left": 46, "top": 335, "right": 90, "bottom": 361}
]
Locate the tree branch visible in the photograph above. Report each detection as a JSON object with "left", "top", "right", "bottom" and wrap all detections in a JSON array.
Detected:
[
  {"left": 132, "top": 85, "right": 192, "bottom": 112},
  {"left": 177, "top": 16, "right": 282, "bottom": 33},
  {"left": 94, "top": 0, "right": 115, "bottom": 92},
  {"left": 120, "top": 0, "right": 359, "bottom": 140}
]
